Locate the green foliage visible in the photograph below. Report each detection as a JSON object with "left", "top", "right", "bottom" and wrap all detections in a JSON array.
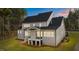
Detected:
[
  {"left": 0, "top": 8, "right": 26, "bottom": 40},
  {"left": 65, "top": 9, "right": 79, "bottom": 31}
]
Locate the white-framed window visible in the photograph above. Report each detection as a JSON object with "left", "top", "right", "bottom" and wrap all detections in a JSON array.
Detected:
[
  {"left": 33, "top": 24, "right": 35, "bottom": 26},
  {"left": 39, "top": 23, "right": 42, "bottom": 27},
  {"left": 44, "top": 31, "right": 54, "bottom": 37},
  {"left": 25, "top": 31, "right": 29, "bottom": 36},
  {"left": 25, "top": 31, "right": 28, "bottom": 36},
  {"left": 18, "top": 30, "right": 22, "bottom": 34},
  {"left": 23, "top": 24, "right": 30, "bottom": 28},
  {"left": 37, "top": 31, "right": 43, "bottom": 37}
]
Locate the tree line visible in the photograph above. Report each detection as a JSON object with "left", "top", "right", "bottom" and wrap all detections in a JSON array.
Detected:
[
  {"left": 0, "top": 8, "right": 26, "bottom": 40},
  {"left": 65, "top": 9, "right": 79, "bottom": 31}
]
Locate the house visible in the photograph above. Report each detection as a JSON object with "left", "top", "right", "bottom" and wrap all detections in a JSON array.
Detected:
[{"left": 17, "top": 11, "right": 66, "bottom": 46}]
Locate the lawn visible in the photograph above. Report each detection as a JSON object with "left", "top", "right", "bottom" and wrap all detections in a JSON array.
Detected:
[{"left": 0, "top": 31, "right": 79, "bottom": 51}]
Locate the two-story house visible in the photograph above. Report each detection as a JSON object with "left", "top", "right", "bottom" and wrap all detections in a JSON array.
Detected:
[{"left": 17, "top": 11, "right": 66, "bottom": 46}]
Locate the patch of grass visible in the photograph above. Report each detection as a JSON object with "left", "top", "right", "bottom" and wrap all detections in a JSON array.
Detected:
[{"left": 0, "top": 31, "right": 79, "bottom": 51}]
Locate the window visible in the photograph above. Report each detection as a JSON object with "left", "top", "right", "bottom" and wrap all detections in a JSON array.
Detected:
[
  {"left": 36, "top": 31, "right": 43, "bottom": 39},
  {"left": 23, "top": 24, "right": 30, "bottom": 28},
  {"left": 41, "top": 32, "right": 43, "bottom": 37},
  {"left": 37, "top": 31, "right": 40, "bottom": 37},
  {"left": 25, "top": 31, "right": 31, "bottom": 38},
  {"left": 44, "top": 31, "right": 54, "bottom": 37},
  {"left": 33, "top": 24, "right": 35, "bottom": 26},
  {"left": 39, "top": 23, "right": 42, "bottom": 27},
  {"left": 25, "top": 31, "right": 29, "bottom": 36},
  {"left": 18, "top": 30, "right": 22, "bottom": 34}
]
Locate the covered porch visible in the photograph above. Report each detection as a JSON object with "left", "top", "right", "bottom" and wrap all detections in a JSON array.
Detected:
[
  {"left": 28, "top": 39, "right": 42, "bottom": 46},
  {"left": 25, "top": 27, "right": 43, "bottom": 46},
  {"left": 18, "top": 26, "right": 55, "bottom": 46}
]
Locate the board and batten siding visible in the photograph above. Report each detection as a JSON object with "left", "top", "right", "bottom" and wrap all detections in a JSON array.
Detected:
[{"left": 55, "top": 20, "right": 66, "bottom": 46}]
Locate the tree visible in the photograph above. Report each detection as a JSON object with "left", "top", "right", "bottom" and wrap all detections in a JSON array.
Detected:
[
  {"left": 65, "top": 9, "right": 79, "bottom": 31},
  {"left": 0, "top": 8, "right": 26, "bottom": 40}
]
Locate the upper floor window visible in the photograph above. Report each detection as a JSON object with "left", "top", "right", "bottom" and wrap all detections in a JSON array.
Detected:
[
  {"left": 33, "top": 24, "right": 35, "bottom": 26},
  {"left": 23, "top": 24, "right": 30, "bottom": 28},
  {"left": 39, "top": 23, "right": 42, "bottom": 27}
]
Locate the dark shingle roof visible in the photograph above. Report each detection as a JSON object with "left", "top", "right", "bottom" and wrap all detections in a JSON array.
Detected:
[
  {"left": 23, "top": 11, "right": 64, "bottom": 30},
  {"left": 40, "top": 17, "right": 64, "bottom": 30},
  {"left": 23, "top": 11, "right": 52, "bottom": 23}
]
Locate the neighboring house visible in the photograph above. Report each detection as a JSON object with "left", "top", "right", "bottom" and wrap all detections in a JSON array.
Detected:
[{"left": 17, "top": 11, "right": 66, "bottom": 46}]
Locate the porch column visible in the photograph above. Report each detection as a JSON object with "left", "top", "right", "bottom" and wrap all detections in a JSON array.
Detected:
[
  {"left": 31, "top": 40, "right": 33, "bottom": 46},
  {"left": 24, "top": 37, "right": 27, "bottom": 42},
  {"left": 39, "top": 40, "right": 41, "bottom": 46},
  {"left": 35, "top": 41, "right": 37, "bottom": 46},
  {"left": 40, "top": 30, "right": 41, "bottom": 38},
  {"left": 28, "top": 40, "right": 29, "bottom": 45}
]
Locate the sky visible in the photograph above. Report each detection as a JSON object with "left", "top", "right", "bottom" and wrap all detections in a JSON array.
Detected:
[{"left": 25, "top": 8, "right": 70, "bottom": 17}]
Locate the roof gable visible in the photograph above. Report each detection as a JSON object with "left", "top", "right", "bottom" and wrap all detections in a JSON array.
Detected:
[{"left": 40, "top": 17, "right": 64, "bottom": 30}]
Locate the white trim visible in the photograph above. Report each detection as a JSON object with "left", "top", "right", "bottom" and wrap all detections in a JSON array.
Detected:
[{"left": 47, "top": 12, "right": 54, "bottom": 26}]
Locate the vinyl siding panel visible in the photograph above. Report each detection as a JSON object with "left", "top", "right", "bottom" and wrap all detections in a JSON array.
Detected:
[
  {"left": 43, "top": 37, "right": 55, "bottom": 46},
  {"left": 42, "top": 30, "right": 55, "bottom": 46},
  {"left": 22, "top": 22, "right": 47, "bottom": 29},
  {"left": 17, "top": 30, "right": 25, "bottom": 39},
  {"left": 56, "top": 20, "right": 66, "bottom": 46}
]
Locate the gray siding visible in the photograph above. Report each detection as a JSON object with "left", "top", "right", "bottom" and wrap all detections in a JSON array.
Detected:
[
  {"left": 18, "top": 29, "right": 56, "bottom": 46},
  {"left": 17, "top": 30, "right": 29, "bottom": 41},
  {"left": 42, "top": 30, "right": 55, "bottom": 46},
  {"left": 55, "top": 20, "right": 66, "bottom": 46},
  {"left": 43, "top": 37, "right": 55, "bottom": 46},
  {"left": 22, "top": 22, "right": 47, "bottom": 29},
  {"left": 22, "top": 12, "right": 53, "bottom": 29},
  {"left": 17, "top": 30, "right": 25, "bottom": 39},
  {"left": 24, "top": 30, "right": 29, "bottom": 41},
  {"left": 17, "top": 11, "right": 66, "bottom": 46}
]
